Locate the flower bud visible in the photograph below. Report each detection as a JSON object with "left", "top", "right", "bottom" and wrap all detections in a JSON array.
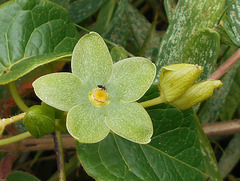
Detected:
[
  {"left": 24, "top": 104, "right": 55, "bottom": 138},
  {"left": 170, "top": 80, "right": 222, "bottom": 110},
  {"left": 159, "top": 64, "right": 203, "bottom": 102}
]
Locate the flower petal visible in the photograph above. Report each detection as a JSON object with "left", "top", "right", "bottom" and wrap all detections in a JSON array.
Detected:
[
  {"left": 170, "top": 80, "right": 222, "bottom": 110},
  {"left": 33, "top": 73, "right": 86, "bottom": 111},
  {"left": 71, "top": 32, "right": 113, "bottom": 87},
  {"left": 67, "top": 104, "right": 110, "bottom": 143},
  {"left": 106, "top": 57, "right": 156, "bottom": 102},
  {"left": 105, "top": 101, "right": 153, "bottom": 144}
]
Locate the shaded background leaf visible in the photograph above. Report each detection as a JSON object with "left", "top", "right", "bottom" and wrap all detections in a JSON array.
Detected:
[
  {"left": 0, "top": 0, "right": 80, "bottom": 84},
  {"left": 154, "top": 0, "right": 225, "bottom": 81},
  {"left": 7, "top": 171, "right": 40, "bottom": 181},
  {"left": 222, "top": 0, "right": 240, "bottom": 47},
  {"left": 198, "top": 47, "right": 240, "bottom": 124}
]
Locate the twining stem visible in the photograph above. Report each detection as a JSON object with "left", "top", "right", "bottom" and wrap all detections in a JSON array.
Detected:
[
  {"left": 0, "top": 113, "right": 26, "bottom": 137},
  {"left": 53, "top": 132, "right": 66, "bottom": 181},
  {"left": 8, "top": 81, "right": 28, "bottom": 112},
  {"left": 0, "top": 113, "right": 26, "bottom": 127},
  {"left": 0, "top": 132, "right": 31, "bottom": 146},
  {"left": 140, "top": 96, "right": 164, "bottom": 108},
  {"left": 208, "top": 48, "right": 240, "bottom": 80}
]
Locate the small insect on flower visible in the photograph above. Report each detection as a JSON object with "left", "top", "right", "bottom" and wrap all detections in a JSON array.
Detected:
[{"left": 97, "top": 85, "right": 106, "bottom": 90}]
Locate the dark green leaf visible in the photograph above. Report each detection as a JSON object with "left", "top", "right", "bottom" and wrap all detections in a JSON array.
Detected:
[
  {"left": 127, "top": 4, "right": 161, "bottom": 61},
  {"left": 95, "top": 0, "right": 116, "bottom": 35},
  {"left": 50, "top": 0, "right": 69, "bottom": 8},
  {"left": 198, "top": 47, "right": 240, "bottom": 124},
  {"left": 155, "top": 0, "right": 225, "bottom": 81},
  {"left": 0, "top": 0, "right": 79, "bottom": 85},
  {"left": 77, "top": 104, "right": 221, "bottom": 181},
  {"left": 110, "top": 46, "right": 128, "bottom": 62},
  {"left": 164, "top": 0, "right": 177, "bottom": 23},
  {"left": 7, "top": 171, "right": 40, "bottom": 181},
  {"left": 69, "top": 0, "right": 106, "bottom": 23},
  {"left": 183, "top": 28, "right": 221, "bottom": 80},
  {"left": 219, "top": 65, "right": 240, "bottom": 121},
  {"left": 218, "top": 133, "right": 240, "bottom": 178},
  {"left": 215, "top": 25, "right": 237, "bottom": 47},
  {"left": 0, "top": 53, "right": 71, "bottom": 85},
  {"left": 103, "top": 0, "right": 129, "bottom": 46},
  {"left": 222, "top": 0, "right": 240, "bottom": 46}
]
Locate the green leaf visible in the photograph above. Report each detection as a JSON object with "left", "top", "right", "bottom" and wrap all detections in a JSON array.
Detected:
[
  {"left": 95, "top": 0, "right": 116, "bottom": 35},
  {"left": 222, "top": 0, "right": 240, "bottom": 46},
  {"left": 33, "top": 73, "right": 86, "bottom": 112},
  {"left": 155, "top": 0, "right": 225, "bottom": 81},
  {"left": 67, "top": 104, "right": 110, "bottom": 143},
  {"left": 7, "top": 171, "right": 40, "bottom": 181},
  {"left": 0, "top": 53, "right": 71, "bottom": 85},
  {"left": 164, "top": 0, "right": 177, "bottom": 23},
  {"left": 0, "top": 0, "right": 79, "bottom": 85},
  {"left": 0, "top": 0, "right": 8, "bottom": 5},
  {"left": 110, "top": 47, "right": 128, "bottom": 63},
  {"left": 77, "top": 104, "right": 221, "bottom": 180},
  {"left": 23, "top": 104, "right": 55, "bottom": 138},
  {"left": 106, "top": 57, "right": 156, "bottom": 102},
  {"left": 72, "top": 32, "right": 113, "bottom": 88},
  {"left": 103, "top": 0, "right": 129, "bottom": 46},
  {"left": 195, "top": 115, "right": 223, "bottom": 181},
  {"left": 68, "top": 0, "right": 106, "bottom": 23},
  {"left": 219, "top": 65, "right": 240, "bottom": 121},
  {"left": 198, "top": 47, "right": 240, "bottom": 124},
  {"left": 105, "top": 101, "right": 153, "bottom": 144},
  {"left": 218, "top": 133, "right": 240, "bottom": 178},
  {"left": 183, "top": 28, "right": 221, "bottom": 80},
  {"left": 127, "top": 4, "right": 161, "bottom": 60},
  {"left": 215, "top": 24, "right": 237, "bottom": 47}
]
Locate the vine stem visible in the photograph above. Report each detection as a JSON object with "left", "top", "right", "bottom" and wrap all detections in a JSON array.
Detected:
[
  {"left": 0, "top": 132, "right": 31, "bottom": 146},
  {"left": 0, "top": 113, "right": 26, "bottom": 127},
  {"left": 53, "top": 132, "right": 66, "bottom": 181},
  {"left": 0, "top": 113, "right": 26, "bottom": 137},
  {"left": 140, "top": 96, "right": 164, "bottom": 108},
  {"left": 208, "top": 48, "right": 240, "bottom": 80},
  {"left": 48, "top": 154, "right": 79, "bottom": 181},
  {"left": 8, "top": 81, "right": 28, "bottom": 112}
]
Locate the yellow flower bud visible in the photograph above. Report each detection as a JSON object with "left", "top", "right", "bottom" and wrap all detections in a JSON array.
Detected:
[
  {"left": 159, "top": 64, "right": 203, "bottom": 102},
  {"left": 170, "top": 80, "right": 222, "bottom": 110}
]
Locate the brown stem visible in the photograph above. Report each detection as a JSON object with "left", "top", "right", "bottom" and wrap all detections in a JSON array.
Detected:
[
  {"left": 1, "top": 120, "right": 240, "bottom": 152},
  {"left": 208, "top": 48, "right": 240, "bottom": 80},
  {"left": 202, "top": 119, "right": 240, "bottom": 137},
  {"left": 53, "top": 132, "right": 66, "bottom": 181}
]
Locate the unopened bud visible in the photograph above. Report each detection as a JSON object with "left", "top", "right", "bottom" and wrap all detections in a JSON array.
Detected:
[
  {"left": 170, "top": 80, "right": 223, "bottom": 110},
  {"left": 159, "top": 64, "right": 203, "bottom": 102}
]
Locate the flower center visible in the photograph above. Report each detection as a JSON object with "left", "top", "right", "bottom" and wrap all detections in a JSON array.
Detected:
[
  {"left": 89, "top": 85, "right": 109, "bottom": 106},
  {"left": 93, "top": 89, "right": 107, "bottom": 102}
]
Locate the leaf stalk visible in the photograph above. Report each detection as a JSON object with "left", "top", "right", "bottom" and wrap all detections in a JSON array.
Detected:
[{"left": 8, "top": 81, "right": 28, "bottom": 112}]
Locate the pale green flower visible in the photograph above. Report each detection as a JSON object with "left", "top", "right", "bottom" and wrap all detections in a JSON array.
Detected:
[{"left": 33, "top": 32, "right": 156, "bottom": 144}]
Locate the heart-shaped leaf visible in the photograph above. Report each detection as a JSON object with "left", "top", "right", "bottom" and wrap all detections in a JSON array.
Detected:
[
  {"left": 77, "top": 104, "right": 222, "bottom": 181},
  {"left": 0, "top": 0, "right": 80, "bottom": 85}
]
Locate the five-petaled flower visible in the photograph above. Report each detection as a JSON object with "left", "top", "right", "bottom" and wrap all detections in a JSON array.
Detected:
[{"left": 33, "top": 32, "right": 156, "bottom": 144}]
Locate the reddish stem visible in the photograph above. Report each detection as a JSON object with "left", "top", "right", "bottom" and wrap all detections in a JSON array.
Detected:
[{"left": 208, "top": 48, "right": 240, "bottom": 80}]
